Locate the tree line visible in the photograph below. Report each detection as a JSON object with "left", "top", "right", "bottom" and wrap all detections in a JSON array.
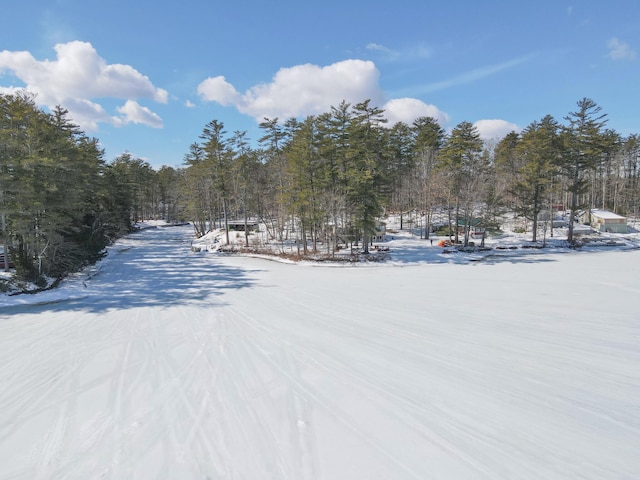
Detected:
[
  {"left": 180, "top": 97, "right": 639, "bottom": 252},
  {"left": 0, "top": 92, "right": 180, "bottom": 285},
  {"left": 2, "top": 93, "right": 639, "bottom": 284}
]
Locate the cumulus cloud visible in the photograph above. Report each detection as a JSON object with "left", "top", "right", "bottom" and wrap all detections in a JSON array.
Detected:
[
  {"left": 57, "top": 97, "right": 114, "bottom": 131},
  {"left": 197, "top": 59, "right": 384, "bottom": 121},
  {"left": 473, "top": 119, "right": 520, "bottom": 140},
  {"left": 607, "top": 37, "right": 636, "bottom": 61},
  {"left": 383, "top": 98, "right": 449, "bottom": 126},
  {"left": 0, "top": 41, "right": 167, "bottom": 130},
  {"left": 195, "top": 59, "right": 528, "bottom": 141},
  {"left": 116, "top": 100, "right": 163, "bottom": 128},
  {"left": 197, "top": 76, "right": 241, "bottom": 106}
]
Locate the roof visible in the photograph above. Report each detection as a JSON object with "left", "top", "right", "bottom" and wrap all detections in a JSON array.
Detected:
[
  {"left": 590, "top": 209, "right": 626, "bottom": 220},
  {"left": 456, "top": 218, "right": 483, "bottom": 226},
  {"left": 227, "top": 219, "right": 260, "bottom": 226}
]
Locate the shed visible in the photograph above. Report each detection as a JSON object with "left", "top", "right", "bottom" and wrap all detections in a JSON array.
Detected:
[
  {"left": 227, "top": 220, "right": 260, "bottom": 232},
  {"left": 372, "top": 223, "right": 386, "bottom": 242},
  {"left": 456, "top": 218, "right": 485, "bottom": 237},
  {"left": 0, "top": 253, "right": 14, "bottom": 269},
  {"left": 589, "top": 209, "right": 627, "bottom": 233}
]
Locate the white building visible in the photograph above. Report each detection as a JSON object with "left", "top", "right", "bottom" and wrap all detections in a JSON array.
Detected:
[{"left": 588, "top": 209, "right": 627, "bottom": 233}]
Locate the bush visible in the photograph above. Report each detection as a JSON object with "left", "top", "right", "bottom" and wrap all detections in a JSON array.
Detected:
[
  {"left": 0, "top": 279, "right": 11, "bottom": 293},
  {"left": 434, "top": 225, "right": 454, "bottom": 236}
]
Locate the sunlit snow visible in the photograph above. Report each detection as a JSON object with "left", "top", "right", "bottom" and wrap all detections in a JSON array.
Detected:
[{"left": 1, "top": 224, "right": 639, "bottom": 479}]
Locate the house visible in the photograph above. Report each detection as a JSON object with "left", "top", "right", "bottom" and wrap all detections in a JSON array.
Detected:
[
  {"left": 456, "top": 218, "right": 485, "bottom": 237},
  {"left": 372, "top": 223, "right": 386, "bottom": 242},
  {"left": 0, "top": 253, "right": 14, "bottom": 269},
  {"left": 226, "top": 220, "right": 260, "bottom": 232},
  {"left": 588, "top": 209, "right": 627, "bottom": 234}
]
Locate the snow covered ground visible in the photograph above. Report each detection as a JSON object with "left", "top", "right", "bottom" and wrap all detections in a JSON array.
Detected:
[{"left": 1, "top": 224, "right": 639, "bottom": 479}]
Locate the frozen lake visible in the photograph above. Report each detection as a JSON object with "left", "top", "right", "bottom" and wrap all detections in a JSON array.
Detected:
[{"left": 1, "top": 225, "right": 639, "bottom": 479}]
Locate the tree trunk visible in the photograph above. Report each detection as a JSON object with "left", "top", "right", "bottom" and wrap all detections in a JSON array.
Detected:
[
  {"left": 222, "top": 198, "right": 230, "bottom": 245},
  {"left": 568, "top": 169, "right": 579, "bottom": 244}
]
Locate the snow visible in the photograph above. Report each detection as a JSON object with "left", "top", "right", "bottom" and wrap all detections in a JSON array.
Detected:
[
  {"left": 1, "top": 224, "right": 639, "bottom": 479},
  {"left": 591, "top": 209, "right": 626, "bottom": 220}
]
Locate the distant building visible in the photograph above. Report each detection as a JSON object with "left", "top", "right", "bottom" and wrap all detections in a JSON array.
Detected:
[
  {"left": 588, "top": 209, "right": 627, "bottom": 233},
  {"left": 227, "top": 220, "right": 260, "bottom": 232},
  {"left": 372, "top": 223, "right": 386, "bottom": 242},
  {"left": 456, "top": 218, "right": 485, "bottom": 237}
]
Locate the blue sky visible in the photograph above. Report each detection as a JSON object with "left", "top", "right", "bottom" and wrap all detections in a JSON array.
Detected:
[{"left": 1, "top": 0, "right": 638, "bottom": 168}]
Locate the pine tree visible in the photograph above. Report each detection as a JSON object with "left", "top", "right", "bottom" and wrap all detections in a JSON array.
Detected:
[
  {"left": 558, "top": 98, "right": 608, "bottom": 243},
  {"left": 437, "top": 121, "right": 485, "bottom": 245},
  {"left": 200, "top": 120, "right": 232, "bottom": 244},
  {"left": 412, "top": 117, "right": 445, "bottom": 238},
  {"left": 512, "top": 116, "right": 559, "bottom": 242}
]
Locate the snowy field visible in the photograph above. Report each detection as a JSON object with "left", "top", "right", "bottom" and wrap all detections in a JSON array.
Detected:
[{"left": 1, "top": 224, "right": 639, "bottom": 479}]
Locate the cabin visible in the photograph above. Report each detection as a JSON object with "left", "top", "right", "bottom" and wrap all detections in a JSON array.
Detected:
[
  {"left": 372, "top": 223, "right": 386, "bottom": 242},
  {"left": 0, "top": 253, "right": 14, "bottom": 269},
  {"left": 588, "top": 209, "right": 627, "bottom": 234},
  {"left": 456, "top": 218, "right": 486, "bottom": 237},
  {"left": 226, "top": 220, "right": 260, "bottom": 232}
]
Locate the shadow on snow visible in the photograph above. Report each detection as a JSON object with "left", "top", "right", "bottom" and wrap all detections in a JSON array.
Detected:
[{"left": 2, "top": 226, "right": 259, "bottom": 315}]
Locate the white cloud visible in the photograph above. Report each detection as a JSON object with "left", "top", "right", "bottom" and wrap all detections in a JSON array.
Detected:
[
  {"left": 366, "top": 43, "right": 396, "bottom": 55},
  {"left": 383, "top": 98, "right": 449, "bottom": 126},
  {"left": 197, "top": 59, "right": 456, "bottom": 130},
  {"left": 197, "top": 76, "right": 241, "bottom": 106},
  {"left": 185, "top": 100, "right": 196, "bottom": 108},
  {"left": 198, "top": 59, "right": 384, "bottom": 121},
  {"left": 474, "top": 119, "right": 520, "bottom": 140},
  {"left": 365, "top": 42, "right": 431, "bottom": 62},
  {"left": 116, "top": 100, "right": 163, "bottom": 128},
  {"left": 58, "top": 97, "right": 115, "bottom": 131},
  {"left": 407, "top": 53, "right": 537, "bottom": 96},
  {"left": 607, "top": 37, "right": 636, "bottom": 61},
  {"left": 0, "top": 41, "right": 167, "bottom": 130},
  {"left": 0, "top": 86, "right": 24, "bottom": 97}
]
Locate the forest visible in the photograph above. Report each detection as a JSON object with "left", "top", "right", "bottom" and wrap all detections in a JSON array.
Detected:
[{"left": 2, "top": 92, "right": 639, "bottom": 285}]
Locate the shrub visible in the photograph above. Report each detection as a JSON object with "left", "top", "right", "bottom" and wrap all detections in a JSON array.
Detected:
[{"left": 434, "top": 225, "right": 454, "bottom": 236}]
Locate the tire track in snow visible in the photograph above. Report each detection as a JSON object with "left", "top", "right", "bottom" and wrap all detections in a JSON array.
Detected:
[
  {"left": 145, "top": 306, "right": 228, "bottom": 479},
  {"left": 280, "top": 347, "right": 320, "bottom": 480},
  {"left": 222, "top": 284, "right": 536, "bottom": 478},
  {"left": 35, "top": 408, "right": 67, "bottom": 480},
  {"left": 227, "top": 322, "right": 320, "bottom": 480},
  {"left": 187, "top": 308, "right": 295, "bottom": 478},
  {"left": 224, "top": 263, "right": 640, "bottom": 479},
  {"left": 0, "top": 311, "right": 125, "bottom": 478},
  {"left": 39, "top": 315, "right": 147, "bottom": 479},
  {"left": 225, "top": 302, "right": 429, "bottom": 480},
  {"left": 170, "top": 300, "right": 324, "bottom": 479},
  {"left": 106, "top": 314, "right": 137, "bottom": 479}
]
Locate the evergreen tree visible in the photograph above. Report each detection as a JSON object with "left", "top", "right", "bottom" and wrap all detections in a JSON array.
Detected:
[
  {"left": 437, "top": 121, "right": 485, "bottom": 245},
  {"left": 386, "top": 121, "right": 415, "bottom": 220},
  {"left": 259, "top": 117, "right": 291, "bottom": 243},
  {"left": 412, "top": 117, "right": 445, "bottom": 238},
  {"left": 493, "top": 131, "right": 522, "bottom": 212},
  {"left": 200, "top": 119, "right": 232, "bottom": 244},
  {"left": 229, "top": 130, "right": 261, "bottom": 248},
  {"left": 347, "top": 100, "right": 388, "bottom": 253},
  {"left": 512, "top": 116, "right": 559, "bottom": 242},
  {"left": 558, "top": 98, "right": 608, "bottom": 242},
  {"left": 0, "top": 92, "right": 120, "bottom": 282}
]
